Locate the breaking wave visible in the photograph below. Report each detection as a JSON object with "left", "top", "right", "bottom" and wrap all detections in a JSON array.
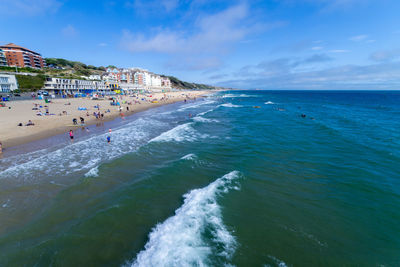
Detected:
[
  {"left": 219, "top": 103, "right": 243, "bottom": 108},
  {"left": 150, "top": 122, "right": 208, "bottom": 143},
  {"left": 181, "top": 153, "right": 197, "bottom": 160},
  {"left": 128, "top": 171, "right": 241, "bottom": 267},
  {"left": 85, "top": 166, "right": 99, "bottom": 177}
]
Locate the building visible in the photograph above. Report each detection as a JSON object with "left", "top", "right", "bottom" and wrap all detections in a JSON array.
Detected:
[
  {"left": 42, "top": 77, "right": 112, "bottom": 95},
  {"left": 161, "top": 77, "right": 171, "bottom": 88},
  {"left": 0, "top": 49, "right": 7, "bottom": 66},
  {"left": 88, "top": 74, "right": 101, "bottom": 80},
  {"left": 0, "top": 74, "right": 18, "bottom": 93},
  {"left": 0, "top": 43, "right": 45, "bottom": 68}
]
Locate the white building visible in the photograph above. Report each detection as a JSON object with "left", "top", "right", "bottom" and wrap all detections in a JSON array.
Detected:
[
  {"left": 43, "top": 78, "right": 76, "bottom": 92},
  {"left": 0, "top": 74, "right": 18, "bottom": 92},
  {"left": 88, "top": 74, "right": 101, "bottom": 80},
  {"left": 76, "top": 79, "right": 96, "bottom": 91},
  {"left": 43, "top": 77, "right": 111, "bottom": 94},
  {"left": 150, "top": 74, "right": 162, "bottom": 88},
  {"left": 161, "top": 77, "right": 171, "bottom": 88}
]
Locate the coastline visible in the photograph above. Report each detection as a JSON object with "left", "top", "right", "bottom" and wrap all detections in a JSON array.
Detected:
[{"left": 0, "top": 90, "right": 212, "bottom": 149}]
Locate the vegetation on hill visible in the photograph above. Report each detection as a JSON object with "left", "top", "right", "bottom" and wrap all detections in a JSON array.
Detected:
[
  {"left": 15, "top": 74, "right": 46, "bottom": 91},
  {"left": 166, "top": 76, "right": 221, "bottom": 90}
]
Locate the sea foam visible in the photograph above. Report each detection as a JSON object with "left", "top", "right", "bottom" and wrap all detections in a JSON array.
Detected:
[
  {"left": 128, "top": 171, "right": 241, "bottom": 267},
  {"left": 181, "top": 153, "right": 197, "bottom": 160},
  {"left": 150, "top": 122, "right": 209, "bottom": 143},
  {"left": 219, "top": 103, "right": 243, "bottom": 108},
  {"left": 85, "top": 166, "right": 99, "bottom": 177}
]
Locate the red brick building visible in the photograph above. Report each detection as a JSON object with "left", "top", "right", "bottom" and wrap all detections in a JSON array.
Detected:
[{"left": 0, "top": 43, "right": 45, "bottom": 68}]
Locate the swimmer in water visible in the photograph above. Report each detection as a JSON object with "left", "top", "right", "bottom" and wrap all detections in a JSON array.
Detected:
[{"left": 107, "top": 135, "right": 111, "bottom": 143}]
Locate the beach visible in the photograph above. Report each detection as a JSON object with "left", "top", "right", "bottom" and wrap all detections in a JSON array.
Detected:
[{"left": 0, "top": 90, "right": 209, "bottom": 149}]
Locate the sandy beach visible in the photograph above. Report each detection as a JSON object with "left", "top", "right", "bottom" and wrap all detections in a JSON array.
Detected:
[{"left": 0, "top": 90, "right": 210, "bottom": 149}]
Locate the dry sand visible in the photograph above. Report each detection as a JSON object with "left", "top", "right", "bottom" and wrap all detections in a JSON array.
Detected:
[{"left": 0, "top": 90, "right": 210, "bottom": 148}]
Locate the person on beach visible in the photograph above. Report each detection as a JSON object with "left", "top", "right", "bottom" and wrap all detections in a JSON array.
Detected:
[
  {"left": 107, "top": 135, "right": 111, "bottom": 144},
  {"left": 69, "top": 130, "right": 74, "bottom": 142},
  {"left": 80, "top": 117, "right": 85, "bottom": 125},
  {"left": 0, "top": 141, "right": 3, "bottom": 154},
  {"left": 73, "top": 118, "right": 78, "bottom": 125}
]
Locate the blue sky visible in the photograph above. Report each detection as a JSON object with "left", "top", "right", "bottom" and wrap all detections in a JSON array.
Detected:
[{"left": 1, "top": 0, "right": 400, "bottom": 89}]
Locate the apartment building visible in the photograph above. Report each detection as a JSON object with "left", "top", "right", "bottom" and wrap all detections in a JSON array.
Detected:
[
  {"left": 43, "top": 78, "right": 110, "bottom": 94},
  {"left": 150, "top": 74, "right": 162, "bottom": 87},
  {"left": 0, "top": 43, "right": 45, "bottom": 68},
  {"left": 0, "top": 49, "right": 7, "bottom": 66},
  {"left": 161, "top": 77, "right": 171, "bottom": 88},
  {"left": 0, "top": 74, "right": 19, "bottom": 93}
]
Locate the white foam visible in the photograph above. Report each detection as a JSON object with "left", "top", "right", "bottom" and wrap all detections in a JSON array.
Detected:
[
  {"left": 177, "top": 100, "right": 216, "bottom": 111},
  {"left": 197, "top": 109, "right": 215, "bottom": 116},
  {"left": 219, "top": 103, "right": 242, "bottom": 108},
  {"left": 192, "top": 116, "right": 219, "bottom": 123},
  {"left": 1, "top": 199, "right": 10, "bottom": 208},
  {"left": 85, "top": 166, "right": 99, "bottom": 177},
  {"left": 0, "top": 117, "right": 166, "bottom": 180},
  {"left": 222, "top": 94, "right": 254, "bottom": 98},
  {"left": 266, "top": 256, "right": 288, "bottom": 267},
  {"left": 181, "top": 153, "right": 197, "bottom": 160},
  {"left": 150, "top": 122, "right": 208, "bottom": 143},
  {"left": 128, "top": 171, "right": 241, "bottom": 267},
  {"left": 265, "top": 101, "right": 275, "bottom": 105}
]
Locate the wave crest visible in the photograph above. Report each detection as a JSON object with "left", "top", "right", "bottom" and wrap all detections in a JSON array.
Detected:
[{"left": 128, "top": 171, "right": 241, "bottom": 267}]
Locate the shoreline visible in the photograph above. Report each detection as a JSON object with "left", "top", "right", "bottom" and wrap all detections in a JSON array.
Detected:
[{"left": 0, "top": 90, "right": 212, "bottom": 150}]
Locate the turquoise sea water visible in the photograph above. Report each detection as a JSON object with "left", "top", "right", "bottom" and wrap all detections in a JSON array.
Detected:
[{"left": 0, "top": 90, "right": 399, "bottom": 266}]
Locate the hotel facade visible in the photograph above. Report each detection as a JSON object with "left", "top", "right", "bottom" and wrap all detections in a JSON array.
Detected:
[{"left": 0, "top": 43, "right": 45, "bottom": 69}]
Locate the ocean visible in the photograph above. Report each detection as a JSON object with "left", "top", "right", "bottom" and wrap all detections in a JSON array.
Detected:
[{"left": 0, "top": 90, "right": 399, "bottom": 266}]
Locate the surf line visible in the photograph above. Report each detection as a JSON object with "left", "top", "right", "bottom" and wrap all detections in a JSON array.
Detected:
[{"left": 127, "top": 171, "right": 242, "bottom": 267}]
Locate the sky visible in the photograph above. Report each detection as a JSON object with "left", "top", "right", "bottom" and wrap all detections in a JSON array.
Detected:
[{"left": 1, "top": 0, "right": 400, "bottom": 89}]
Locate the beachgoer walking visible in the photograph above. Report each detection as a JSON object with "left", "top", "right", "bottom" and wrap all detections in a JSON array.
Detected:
[
  {"left": 0, "top": 141, "right": 3, "bottom": 154},
  {"left": 69, "top": 130, "right": 74, "bottom": 142}
]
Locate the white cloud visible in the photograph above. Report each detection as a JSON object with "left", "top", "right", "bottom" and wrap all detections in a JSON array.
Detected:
[
  {"left": 0, "top": 0, "right": 61, "bottom": 16},
  {"left": 126, "top": 0, "right": 180, "bottom": 13},
  {"left": 62, "top": 25, "right": 78, "bottom": 38},
  {"left": 349, "top": 34, "right": 368, "bottom": 41},
  {"left": 312, "top": 46, "right": 323, "bottom": 50},
  {"left": 329, "top": 49, "right": 350, "bottom": 53},
  {"left": 219, "top": 61, "right": 400, "bottom": 90},
  {"left": 370, "top": 49, "right": 400, "bottom": 62},
  {"left": 121, "top": 4, "right": 274, "bottom": 70},
  {"left": 98, "top": 43, "right": 108, "bottom": 47}
]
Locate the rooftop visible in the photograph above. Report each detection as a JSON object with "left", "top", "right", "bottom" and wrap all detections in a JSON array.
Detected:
[{"left": 0, "top": 43, "right": 41, "bottom": 56}]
